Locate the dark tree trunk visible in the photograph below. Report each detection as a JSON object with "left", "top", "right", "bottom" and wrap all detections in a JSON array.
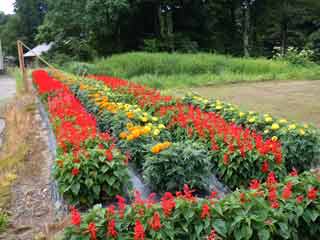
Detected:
[{"left": 243, "top": 0, "right": 250, "bottom": 57}]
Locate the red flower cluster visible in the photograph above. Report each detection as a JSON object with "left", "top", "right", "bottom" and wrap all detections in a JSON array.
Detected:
[
  {"left": 158, "top": 104, "right": 282, "bottom": 172},
  {"left": 70, "top": 207, "right": 81, "bottom": 226},
  {"left": 149, "top": 211, "right": 162, "bottom": 231},
  {"left": 134, "top": 220, "right": 145, "bottom": 240},
  {"left": 89, "top": 75, "right": 172, "bottom": 108},
  {"left": 88, "top": 222, "right": 97, "bottom": 240},
  {"left": 200, "top": 203, "right": 210, "bottom": 219},
  {"left": 107, "top": 219, "right": 118, "bottom": 238},
  {"left": 161, "top": 192, "right": 176, "bottom": 217}
]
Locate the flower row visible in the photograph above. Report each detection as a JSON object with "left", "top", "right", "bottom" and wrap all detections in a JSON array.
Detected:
[
  {"left": 63, "top": 171, "right": 320, "bottom": 240},
  {"left": 183, "top": 94, "right": 320, "bottom": 171},
  {"left": 33, "top": 70, "right": 130, "bottom": 206},
  {"left": 84, "top": 75, "right": 285, "bottom": 189}
]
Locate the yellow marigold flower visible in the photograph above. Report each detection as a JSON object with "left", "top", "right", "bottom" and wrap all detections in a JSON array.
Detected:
[
  {"left": 153, "top": 129, "right": 160, "bottom": 136},
  {"left": 249, "top": 111, "right": 255, "bottom": 115},
  {"left": 126, "top": 135, "right": 134, "bottom": 141},
  {"left": 152, "top": 117, "right": 159, "bottom": 122},
  {"left": 288, "top": 124, "right": 296, "bottom": 130},
  {"left": 216, "top": 105, "right": 223, "bottom": 110},
  {"left": 140, "top": 117, "right": 148, "bottom": 122},
  {"left": 271, "top": 123, "right": 280, "bottom": 130},
  {"left": 143, "top": 112, "right": 148, "bottom": 116},
  {"left": 303, "top": 124, "right": 309, "bottom": 129},
  {"left": 203, "top": 99, "right": 209, "bottom": 104},
  {"left": 119, "top": 132, "right": 128, "bottom": 139},
  {"left": 248, "top": 117, "right": 256, "bottom": 123},
  {"left": 127, "top": 112, "right": 134, "bottom": 119},
  {"left": 143, "top": 126, "right": 151, "bottom": 134},
  {"left": 271, "top": 136, "right": 278, "bottom": 142},
  {"left": 151, "top": 146, "right": 159, "bottom": 154},
  {"left": 132, "top": 129, "right": 141, "bottom": 138},
  {"left": 279, "top": 118, "right": 288, "bottom": 124},
  {"left": 299, "top": 129, "right": 306, "bottom": 136},
  {"left": 158, "top": 124, "right": 166, "bottom": 129},
  {"left": 162, "top": 141, "right": 172, "bottom": 148},
  {"left": 126, "top": 122, "right": 134, "bottom": 129},
  {"left": 265, "top": 117, "right": 273, "bottom": 123},
  {"left": 264, "top": 129, "right": 270, "bottom": 134},
  {"left": 231, "top": 118, "right": 235, "bottom": 122},
  {"left": 239, "top": 112, "right": 245, "bottom": 117}
]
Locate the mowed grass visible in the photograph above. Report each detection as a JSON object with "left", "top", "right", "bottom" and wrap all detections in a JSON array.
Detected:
[{"left": 65, "top": 52, "right": 320, "bottom": 89}]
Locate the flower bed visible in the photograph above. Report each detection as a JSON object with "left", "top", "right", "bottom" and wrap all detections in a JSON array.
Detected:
[
  {"left": 33, "top": 70, "right": 319, "bottom": 239},
  {"left": 63, "top": 171, "right": 320, "bottom": 240},
  {"left": 183, "top": 95, "right": 320, "bottom": 172},
  {"left": 32, "top": 70, "right": 130, "bottom": 206},
  {"left": 79, "top": 75, "right": 285, "bottom": 189}
]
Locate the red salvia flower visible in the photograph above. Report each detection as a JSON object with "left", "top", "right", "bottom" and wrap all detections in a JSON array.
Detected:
[
  {"left": 149, "top": 211, "right": 162, "bottom": 231},
  {"left": 296, "top": 195, "right": 304, "bottom": 204},
  {"left": 207, "top": 229, "right": 216, "bottom": 240},
  {"left": 268, "top": 187, "right": 277, "bottom": 202},
  {"left": 261, "top": 160, "right": 269, "bottom": 173},
  {"left": 161, "top": 192, "right": 176, "bottom": 217},
  {"left": 134, "top": 220, "right": 145, "bottom": 240},
  {"left": 72, "top": 168, "right": 80, "bottom": 176},
  {"left": 201, "top": 203, "right": 210, "bottom": 219},
  {"left": 223, "top": 153, "right": 229, "bottom": 165},
  {"left": 249, "top": 179, "right": 260, "bottom": 190},
  {"left": 116, "top": 195, "right": 126, "bottom": 218},
  {"left": 88, "top": 222, "right": 97, "bottom": 240},
  {"left": 307, "top": 187, "right": 318, "bottom": 200},
  {"left": 290, "top": 168, "right": 298, "bottom": 177},
  {"left": 107, "top": 219, "right": 118, "bottom": 238},
  {"left": 70, "top": 207, "right": 81, "bottom": 226},
  {"left": 105, "top": 149, "right": 113, "bottom": 161},
  {"left": 282, "top": 182, "right": 292, "bottom": 200},
  {"left": 271, "top": 200, "right": 280, "bottom": 209}
]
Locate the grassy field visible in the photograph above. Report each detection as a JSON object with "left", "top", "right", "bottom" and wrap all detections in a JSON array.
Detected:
[{"left": 64, "top": 52, "right": 320, "bottom": 89}]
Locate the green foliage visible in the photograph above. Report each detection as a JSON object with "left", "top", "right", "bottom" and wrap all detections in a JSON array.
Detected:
[
  {"left": 143, "top": 140, "right": 212, "bottom": 193},
  {"left": 65, "top": 52, "right": 320, "bottom": 89},
  {"left": 54, "top": 137, "right": 130, "bottom": 206},
  {"left": 0, "top": 211, "right": 8, "bottom": 233},
  {"left": 63, "top": 171, "right": 320, "bottom": 240},
  {"left": 273, "top": 46, "right": 315, "bottom": 66}
]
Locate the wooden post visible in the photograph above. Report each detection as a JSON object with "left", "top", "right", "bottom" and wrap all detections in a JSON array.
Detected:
[{"left": 17, "top": 40, "right": 28, "bottom": 92}]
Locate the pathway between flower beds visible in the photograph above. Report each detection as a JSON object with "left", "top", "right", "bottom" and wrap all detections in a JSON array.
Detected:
[
  {"left": 172, "top": 80, "right": 320, "bottom": 127},
  {"left": 0, "top": 95, "right": 61, "bottom": 240}
]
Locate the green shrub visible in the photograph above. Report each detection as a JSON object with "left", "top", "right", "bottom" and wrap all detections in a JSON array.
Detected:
[
  {"left": 54, "top": 136, "right": 130, "bottom": 206},
  {"left": 143, "top": 140, "right": 212, "bottom": 193}
]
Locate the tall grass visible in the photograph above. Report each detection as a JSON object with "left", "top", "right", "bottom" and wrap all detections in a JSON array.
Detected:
[{"left": 64, "top": 52, "right": 320, "bottom": 89}]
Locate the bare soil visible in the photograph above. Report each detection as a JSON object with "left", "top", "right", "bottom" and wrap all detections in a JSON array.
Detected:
[{"left": 173, "top": 80, "right": 320, "bottom": 127}]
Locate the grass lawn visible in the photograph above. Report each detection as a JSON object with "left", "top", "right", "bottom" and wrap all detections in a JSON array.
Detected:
[{"left": 64, "top": 52, "right": 320, "bottom": 89}]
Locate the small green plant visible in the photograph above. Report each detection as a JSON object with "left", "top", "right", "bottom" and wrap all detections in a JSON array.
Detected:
[
  {"left": 0, "top": 210, "right": 8, "bottom": 233},
  {"left": 143, "top": 140, "right": 212, "bottom": 192},
  {"left": 273, "top": 46, "right": 315, "bottom": 65},
  {"left": 54, "top": 136, "right": 130, "bottom": 206}
]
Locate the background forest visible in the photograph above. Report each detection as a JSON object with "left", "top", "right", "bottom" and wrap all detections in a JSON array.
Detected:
[{"left": 0, "top": 0, "right": 320, "bottom": 62}]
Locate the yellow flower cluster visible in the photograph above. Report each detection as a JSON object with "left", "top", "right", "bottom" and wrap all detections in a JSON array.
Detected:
[
  {"left": 188, "top": 94, "right": 312, "bottom": 137},
  {"left": 120, "top": 122, "right": 165, "bottom": 141},
  {"left": 151, "top": 141, "right": 172, "bottom": 154}
]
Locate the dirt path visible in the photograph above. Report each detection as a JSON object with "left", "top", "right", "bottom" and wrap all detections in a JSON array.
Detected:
[
  {"left": 0, "top": 94, "right": 63, "bottom": 240},
  {"left": 0, "top": 75, "right": 16, "bottom": 102},
  {"left": 173, "top": 80, "right": 320, "bottom": 127}
]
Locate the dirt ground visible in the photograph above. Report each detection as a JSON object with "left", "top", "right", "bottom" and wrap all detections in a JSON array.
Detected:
[{"left": 173, "top": 80, "right": 320, "bottom": 127}]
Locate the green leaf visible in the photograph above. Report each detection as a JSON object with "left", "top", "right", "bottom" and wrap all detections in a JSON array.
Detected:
[
  {"left": 258, "top": 229, "right": 271, "bottom": 240},
  {"left": 93, "top": 185, "right": 101, "bottom": 196},
  {"left": 71, "top": 183, "right": 80, "bottom": 195},
  {"left": 212, "top": 219, "right": 227, "bottom": 237}
]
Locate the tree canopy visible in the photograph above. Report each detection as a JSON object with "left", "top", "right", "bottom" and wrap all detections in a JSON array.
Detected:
[{"left": 0, "top": 0, "right": 319, "bottom": 61}]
